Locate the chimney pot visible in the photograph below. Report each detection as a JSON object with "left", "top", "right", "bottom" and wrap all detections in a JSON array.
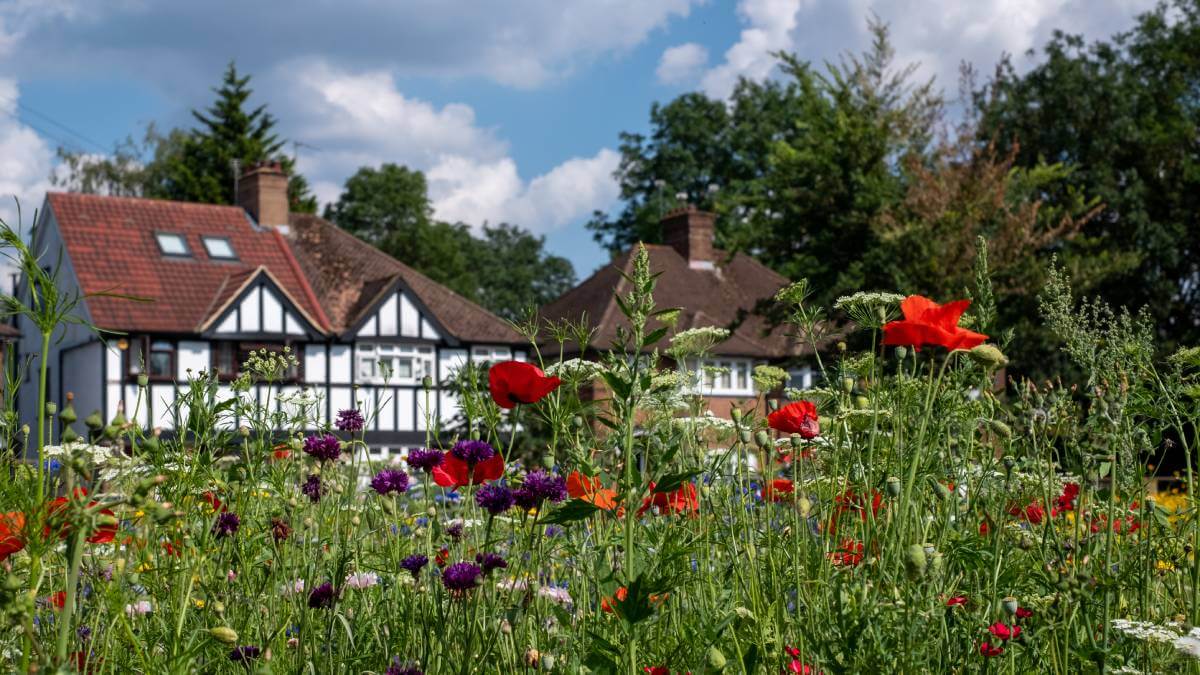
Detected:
[
  {"left": 661, "top": 204, "right": 716, "bottom": 270},
  {"left": 237, "top": 162, "right": 289, "bottom": 228}
]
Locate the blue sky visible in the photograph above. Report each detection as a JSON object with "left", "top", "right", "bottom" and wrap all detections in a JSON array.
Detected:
[{"left": 0, "top": 0, "right": 1157, "bottom": 279}]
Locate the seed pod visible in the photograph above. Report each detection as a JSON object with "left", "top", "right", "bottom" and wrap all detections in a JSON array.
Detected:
[
  {"left": 136, "top": 374, "right": 149, "bottom": 388},
  {"left": 789, "top": 434, "right": 803, "bottom": 449},
  {"left": 239, "top": 426, "right": 251, "bottom": 438},
  {"left": 754, "top": 430, "right": 771, "bottom": 449},
  {"left": 46, "top": 402, "right": 57, "bottom": 416},
  {"left": 422, "top": 375, "right": 434, "bottom": 390},
  {"left": 885, "top": 477, "right": 901, "bottom": 497},
  {"left": 841, "top": 377, "right": 855, "bottom": 393},
  {"left": 209, "top": 627, "right": 238, "bottom": 644},
  {"left": 738, "top": 429, "right": 753, "bottom": 444},
  {"left": 853, "top": 395, "right": 869, "bottom": 410},
  {"left": 894, "top": 346, "right": 908, "bottom": 360},
  {"left": 730, "top": 408, "right": 743, "bottom": 423},
  {"left": 84, "top": 410, "right": 104, "bottom": 430},
  {"left": 1002, "top": 596, "right": 1018, "bottom": 615},
  {"left": 540, "top": 654, "right": 556, "bottom": 671},
  {"left": 571, "top": 415, "right": 584, "bottom": 429}
]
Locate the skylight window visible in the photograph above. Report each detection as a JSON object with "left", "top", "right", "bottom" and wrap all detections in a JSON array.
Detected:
[
  {"left": 155, "top": 232, "right": 190, "bottom": 256},
  {"left": 202, "top": 237, "right": 237, "bottom": 260}
]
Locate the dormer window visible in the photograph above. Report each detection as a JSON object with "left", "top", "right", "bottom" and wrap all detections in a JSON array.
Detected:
[
  {"left": 202, "top": 236, "right": 237, "bottom": 260},
  {"left": 155, "top": 232, "right": 190, "bottom": 257}
]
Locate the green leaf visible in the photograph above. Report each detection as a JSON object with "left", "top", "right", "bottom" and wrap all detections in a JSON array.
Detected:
[
  {"left": 642, "top": 326, "right": 669, "bottom": 348},
  {"left": 539, "top": 499, "right": 602, "bottom": 525},
  {"left": 742, "top": 644, "right": 759, "bottom": 674},
  {"left": 601, "top": 371, "right": 632, "bottom": 400},
  {"left": 652, "top": 470, "right": 701, "bottom": 494}
]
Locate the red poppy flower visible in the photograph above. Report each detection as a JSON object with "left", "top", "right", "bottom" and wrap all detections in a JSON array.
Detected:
[
  {"left": 435, "top": 547, "right": 450, "bottom": 568},
  {"left": 201, "top": 491, "right": 225, "bottom": 513},
  {"left": 49, "top": 591, "right": 66, "bottom": 610},
  {"left": 768, "top": 401, "right": 820, "bottom": 438},
  {"left": 829, "top": 489, "right": 884, "bottom": 533},
  {"left": 827, "top": 539, "right": 864, "bottom": 567},
  {"left": 488, "top": 361, "right": 561, "bottom": 409},
  {"left": 162, "top": 540, "right": 183, "bottom": 557},
  {"left": 566, "top": 471, "right": 621, "bottom": 512},
  {"left": 432, "top": 453, "right": 505, "bottom": 489},
  {"left": 784, "top": 661, "right": 820, "bottom": 675},
  {"left": 1008, "top": 501, "right": 1045, "bottom": 525},
  {"left": 946, "top": 596, "right": 968, "bottom": 607},
  {"left": 1015, "top": 607, "right": 1033, "bottom": 620},
  {"left": 272, "top": 443, "right": 292, "bottom": 460},
  {"left": 988, "top": 623, "right": 1021, "bottom": 641},
  {"left": 637, "top": 482, "right": 699, "bottom": 516},
  {"left": 1051, "top": 482, "right": 1079, "bottom": 516},
  {"left": 0, "top": 512, "right": 25, "bottom": 562},
  {"left": 643, "top": 668, "right": 670, "bottom": 675},
  {"left": 45, "top": 490, "right": 118, "bottom": 544},
  {"left": 762, "top": 478, "right": 795, "bottom": 503},
  {"left": 979, "top": 642, "right": 1004, "bottom": 657},
  {"left": 882, "top": 295, "right": 988, "bottom": 352}
]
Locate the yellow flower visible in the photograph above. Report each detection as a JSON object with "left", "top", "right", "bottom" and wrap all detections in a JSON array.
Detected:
[
  {"left": 193, "top": 599, "right": 206, "bottom": 609},
  {"left": 1156, "top": 560, "right": 1175, "bottom": 572}
]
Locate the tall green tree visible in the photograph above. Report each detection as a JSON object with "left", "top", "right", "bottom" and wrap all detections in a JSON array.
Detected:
[
  {"left": 54, "top": 63, "right": 317, "bottom": 213},
  {"left": 976, "top": 0, "right": 1200, "bottom": 349},
  {"left": 325, "top": 163, "right": 576, "bottom": 321}
]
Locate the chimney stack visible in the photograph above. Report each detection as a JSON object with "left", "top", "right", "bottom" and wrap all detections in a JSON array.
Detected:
[
  {"left": 661, "top": 205, "right": 715, "bottom": 270},
  {"left": 237, "top": 161, "right": 289, "bottom": 228}
]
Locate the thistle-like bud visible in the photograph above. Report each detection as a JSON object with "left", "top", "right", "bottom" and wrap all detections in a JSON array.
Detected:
[
  {"left": 60, "top": 397, "right": 77, "bottom": 424},
  {"left": 524, "top": 649, "right": 541, "bottom": 668},
  {"left": 885, "top": 476, "right": 901, "bottom": 497},
  {"left": 61, "top": 425, "right": 80, "bottom": 444},
  {"left": 84, "top": 410, "right": 103, "bottom": 430},
  {"left": 707, "top": 646, "right": 727, "bottom": 671},
  {"left": 209, "top": 627, "right": 239, "bottom": 644},
  {"left": 969, "top": 344, "right": 1008, "bottom": 370},
  {"left": 103, "top": 424, "right": 119, "bottom": 440},
  {"left": 904, "top": 544, "right": 927, "bottom": 579}
]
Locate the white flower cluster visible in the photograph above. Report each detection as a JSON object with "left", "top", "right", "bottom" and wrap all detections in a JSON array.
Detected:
[
  {"left": 545, "top": 358, "right": 605, "bottom": 381},
  {"left": 667, "top": 326, "right": 731, "bottom": 357},
  {"left": 832, "top": 291, "right": 906, "bottom": 311},
  {"left": 1110, "top": 618, "right": 1181, "bottom": 644},
  {"left": 672, "top": 412, "right": 736, "bottom": 431},
  {"left": 833, "top": 291, "right": 907, "bottom": 329}
]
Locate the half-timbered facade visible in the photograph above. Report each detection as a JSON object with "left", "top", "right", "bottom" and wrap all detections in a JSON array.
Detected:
[{"left": 14, "top": 163, "right": 525, "bottom": 454}]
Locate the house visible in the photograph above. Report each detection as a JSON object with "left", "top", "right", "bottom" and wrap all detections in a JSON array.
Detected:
[
  {"left": 14, "top": 162, "right": 525, "bottom": 453},
  {"left": 540, "top": 205, "right": 816, "bottom": 418}
]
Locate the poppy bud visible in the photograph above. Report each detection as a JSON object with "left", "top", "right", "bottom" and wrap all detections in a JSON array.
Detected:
[
  {"left": 540, "top": 654, "right": 556, "bottom": 671},
  {"left": 905, "top": 544, "right": 927, "bottom": 579},
  {"left": 213, "top": 601, "right": 225, "bottom": 614},
  {"left": 20, "top": 424, "right": 28, "bottom": 437},
  {"left": 350, "top": 516, "right": 360, "bottom": 526},
  {"left": 62, "top": 426, "right": 80, "bottom": 444},
  {"left": 1002, "top": 596, "right": 1019, "bottom": 615},
  {"left": 837, "top": 341, "right": 847, "bottom": 352},
  {"left": 333, "top": 483, "right": 344, "bottom": 494},
  {"left": 730, "top": 408, "right": 743, "bottom": 423},
  {"left": 797, "top": 497, "right": 812, "bottom": 517},
  {"left": 470, "top": 428, "right": 481, "bottom": 441},
  {"left": 969, "top": 344, "right": 1008, "bottom": 370},
  {"left": 239, "top": 425, "right": 251, "bottom": 438},
  {"left": 754, "top": 430, "right": 771, "bottom": 449},
  {"left": 422, "top": 375, "right": 434, "bottom": 390},
  {"left": 137, "top": 374, "right": 149, "bottom": 388},
  {"left": 885, "top": 477, "right": 901, "bottom": 497},
  {"left": 854, "top": 395, "right": 869, "bottom": 410},
  {"left": 789, "top": 433, "right": 802, "bottom": 449},
  {"left": 571, "top": 415, "right": 584, "bottom": 428},
  {"left": 841, "top": 377, "right": 855, "bottom": 393},
  {"left": 46, "top": 402, "right": 57, "bottom": 416},
  {"left": 209, "top": 627, "right": 238, "bottom": 644},
  {"left": 894, "top": 346, "right": 907, "bottom": 360},
  {"left": 767, "top": 399, "right": 780, "bottom": 412},
  {"left": 707, "top": 646, "right": 727, "bottom": 670}
]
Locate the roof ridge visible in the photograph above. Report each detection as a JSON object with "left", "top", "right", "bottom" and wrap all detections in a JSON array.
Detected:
[
  {"left": 48, "top": 191, "right": 247, "bottom": 212},
  {"left": 195, "top": 267, "right": 263, "bottom": 333},
  {"left": 273, "top": 226, "right": 332, "bottom": 333}
]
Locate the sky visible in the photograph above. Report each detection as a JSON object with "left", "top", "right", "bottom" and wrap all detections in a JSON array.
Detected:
[{"left": 0, "top": 0, "right": 1158, "bottom": 280}]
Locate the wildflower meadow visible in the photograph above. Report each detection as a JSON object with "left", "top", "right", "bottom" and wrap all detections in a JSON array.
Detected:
[{"left": 2, "top": 226, "right": 1200, "bottom": 674}]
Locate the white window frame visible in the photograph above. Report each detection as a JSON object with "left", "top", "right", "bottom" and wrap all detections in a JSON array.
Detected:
[
  {"left": 472, "top": 345, "right": 512, "bottom": 363},
  {"left": 202, "top": 236, "right": 237, "bottom": 260},
  {"left": 356, "top": 343, "right": 435, "bottom": 385},
  {"left": 154, "top": 232, "right": 190, "bottom": 256},
  {"left": 689, "top": 357, "right": 755, "bottom": 397}
]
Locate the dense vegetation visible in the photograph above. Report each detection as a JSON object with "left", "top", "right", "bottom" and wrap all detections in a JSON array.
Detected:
[{"left": 2, "top": 219, "right": 1198, "bottom": 672}]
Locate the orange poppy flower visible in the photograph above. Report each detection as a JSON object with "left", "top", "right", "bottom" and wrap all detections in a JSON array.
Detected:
[
  {"left": 882, "top": 295, "right": 987, "bottom": 351},
  {"left": 601, "top": 586, "right": 668, "bottom": 613},
  {"left": 566, "top": 471, "right": 621, "bottom": 512},
  {"left": 762, "top": 478, "right": 795, "bottom": 502},
  {"left": 0, "top": 511, "right": 25, "bottom": 561},
  {"left": 45, "top": 489, "right": 118, "bottom": 544},
  {"left": 637, "top": 482, "right": 699, "bottom": 517}
]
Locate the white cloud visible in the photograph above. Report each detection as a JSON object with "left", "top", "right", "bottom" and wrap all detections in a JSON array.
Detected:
[
  {"left": 280, "top": 61, "right": 619, "bottom": 232},
  {"left": 0, "top": 79, "right": 54, "bottom": 231},
  {"left": 657, "top": 42, "right": 709, "bottom": 84},
  {"left": 701, "top": 0, "right": 805, "bottom": 98}
]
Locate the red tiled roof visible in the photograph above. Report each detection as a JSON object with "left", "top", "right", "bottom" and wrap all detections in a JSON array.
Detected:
[
  {"left": 285, "top": 213, "right": 523, "bottom": 344},
  {"left": 45, "top": 192, "right": 329, "bottom": 334},
  {"left": 542, "top": 244, "right": 813, "bottom": 359}
]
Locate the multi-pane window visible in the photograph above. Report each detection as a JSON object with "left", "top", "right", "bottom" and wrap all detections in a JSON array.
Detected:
[
  {"left": 471, "top": 345, "right": 512, "bottom": 364},
  {"left": 209, "top": 341, "right": 301, "bottom": 381},
  {"left": 128, "top": 337, "right": 175, "bottom": 380},
  {"left": 357, "top": 343, "right": 434, "bottom": 385},
  {"left": 689, "top": 358, "right": 754, "bottom": 396}
]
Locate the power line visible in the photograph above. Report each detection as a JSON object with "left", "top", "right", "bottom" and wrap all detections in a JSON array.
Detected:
[{"left": 0, "top": 92, "right": 113, "bottom": 154}]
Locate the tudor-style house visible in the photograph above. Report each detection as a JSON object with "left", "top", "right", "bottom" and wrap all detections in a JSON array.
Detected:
[
  {"left": 540, "top": 205, "right": 817, "bottom": 419},
  {"left": 14, "top": 163, "right": 525, "bottom": 453}
]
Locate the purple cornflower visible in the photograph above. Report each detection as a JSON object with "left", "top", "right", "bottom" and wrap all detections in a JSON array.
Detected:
[
  {"left": 445, "top": 522, "right": 464, "bottom": 541},
  {"left": 212, "top": 512, "right": 240, "bottom": 538},
  {"left": 475, "top": 552, "right": 508, "bottom": 575},
  {"left": 335, "top": 408, "right": 365, "bottom": 432},
  {"left": 303, "top": 433, "right": 343, "bottom": 462},
  {"left": 229, "top": 646, "right": 261, "bottom": 663},
  {"left": 307, "top": 582, "right": 337, "bottom": 609},
  {"left": 301, "top": 474, "right": 323, "bottom": 503},
  {"left": 387, "top": 658, "right": 425, "bottom": 675},
  {"left": 370, "top": 469, "right": 410, "bottom": 496},
  {"left": 514, "top": 470, "right": 568, "bottom": 509},
  {"left": 405, "top": 448, "right": 444, "bottom": 473},
  {"left": 441, "top": 562, "right": 482, "bottom": 593},
  {"left": 475, "top": 482, "right": 515, "bottom": 515},
  {"left": 400, "top": 554, "right": 429, "bottom": 579},
  {"left": 450, "top": 439, "right": 495, "bottom": 465}
]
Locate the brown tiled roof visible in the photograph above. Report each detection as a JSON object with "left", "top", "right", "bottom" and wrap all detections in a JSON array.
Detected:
[
  {"left": 0, "top": 323, "right": 19, "bottom": 338},
  {"left": 46, "top": 192, "right": 330, "bottom": 334},
  {"left": 285, "top": 213, "right": 523, "bottom": 344},
  {"left": 542, "top": 244, "right": 810, "bottom": 359}
]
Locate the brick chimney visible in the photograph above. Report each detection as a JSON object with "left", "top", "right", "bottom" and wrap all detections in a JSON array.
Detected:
[
  {"left": 661, "top": 205, "right": 715, "bottom": 270},
  {"left": 237, "top": 161, "right": 289, "bottom": 228}
]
